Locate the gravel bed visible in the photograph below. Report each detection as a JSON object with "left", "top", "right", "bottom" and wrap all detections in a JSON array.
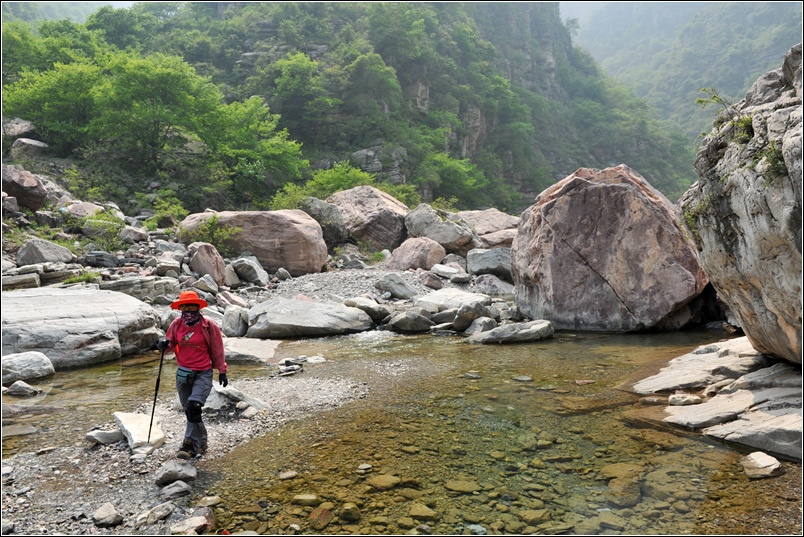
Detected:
[{"left": 1, "top": 370, "right": 370, "bottom": 536}]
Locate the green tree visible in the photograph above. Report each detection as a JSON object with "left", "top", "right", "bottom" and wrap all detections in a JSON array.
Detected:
[
  {"left": 46, "top": 21, "right": 110, "bottom": 62},
  {"left": 342, "top": 52, "right": 402, "bottom": 116},
  {"left": 84, "top": 5, "right": 154, "bottom": 50},
  {"left": 1, "top": 21, "right": 42, "bottom": 85},
  {"left": 270, "top": 161, "right": 375, "bottom": 209},
  {"left": 367, "top": 3, "right": 430, "bottom": 73},
  {"left": 258, "top": 51, "right": 335, "bottom": 142},
  {"left": 415, "top": 153, "right": 491, "bottom": 210},
  {"left": 2, "top": 19, "right": 109, "bottom": 86},
  {"left": 2, "top": 60, "right": 102, "bottom": 154},
  {"left": 271, "top": 161, "right": 419, "bottom": 210},
  {"left": 203, "top": 96, "right": 308, "bottom": 208},
  {"left": 89, "top": 52, "right": 223, "bottom": 172}
]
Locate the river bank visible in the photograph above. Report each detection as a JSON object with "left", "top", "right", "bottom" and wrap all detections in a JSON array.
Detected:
[{"left": 1, "top": 368, "right": 371, "bottom": 535}]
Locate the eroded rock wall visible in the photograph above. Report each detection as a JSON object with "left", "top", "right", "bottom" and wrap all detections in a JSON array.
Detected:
[{"left": 680, "top": 43, "right": 802, "bottom": 364}]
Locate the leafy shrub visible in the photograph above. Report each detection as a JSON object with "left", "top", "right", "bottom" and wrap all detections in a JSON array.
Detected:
[
  {"left": 78, "top": 209, "right": 127, "bottom": 252},
  {"left": 696, "top": 87, "right": 753, "bottom": 143},
  {"left": 63, "top": 270, "right": 102, "bottom": 284},
  {"left": 270, "top": 161, "right": 421, "bottom": 210},
  {"left": 269, "top": 182, "right": 309, "bottom": 211},
  {"left": 369, "top": 250, "right": 387, "bottom": 263},
  {"left": 270, "top": 162, "right": 374, "bottom": 209},
  {"left": 351, "top": 241, "right": 388, "bottom": 264},
  {"left": 734, "top": 114, "right": 754, "bottom": 143},
  {"left": 177, "top": 214, "right": 242, "bottom": 257},
  {"left": 1, "top": 224, "right": 33, "bottom": 252},
  {"left": 682, "top": 195, "right": 713, "bottom": 240},
  {"left": 376, "top": 182, "right": 421, "bottom": 208},
  {"left": 430, "top": 197, "right": 459, "bottom": 212},
  {"left": 761, "top": 140, "right": 788, "bottom": 181},
  {"left": 144, "top": 193, "right": 189, "bottom": 231}
]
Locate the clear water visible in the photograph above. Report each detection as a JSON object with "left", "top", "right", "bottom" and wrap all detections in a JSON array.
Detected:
[{"left": 2, "top": 329, "right": 756, "bottom": 534}]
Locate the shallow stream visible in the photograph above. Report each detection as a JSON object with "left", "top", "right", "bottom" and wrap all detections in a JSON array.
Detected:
[{"left": 1, "top": 328, "right": 787, "bottom": 534}]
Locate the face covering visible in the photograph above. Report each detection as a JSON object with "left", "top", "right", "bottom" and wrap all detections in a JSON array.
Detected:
[{"left": 181, "top": 310, "right": 201, "bottom": 326}]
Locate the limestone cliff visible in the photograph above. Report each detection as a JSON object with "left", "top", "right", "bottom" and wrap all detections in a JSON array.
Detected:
[{"left": 680, "top": 43, "right": 802, "bottom": 364}]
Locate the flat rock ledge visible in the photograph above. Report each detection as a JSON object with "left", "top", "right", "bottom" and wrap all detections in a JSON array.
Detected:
[{"left": 631, "top": 336, "right": 802, "bottom": 462}]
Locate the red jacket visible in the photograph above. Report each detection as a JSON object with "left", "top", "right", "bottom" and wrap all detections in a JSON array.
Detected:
[{"left": 165, "top": 315, "right": 228, "bottom": 374}]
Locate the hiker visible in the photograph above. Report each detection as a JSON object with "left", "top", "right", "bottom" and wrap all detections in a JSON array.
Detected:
[{"left": 157, "top": 290, "right": 228, "bottom": 460}]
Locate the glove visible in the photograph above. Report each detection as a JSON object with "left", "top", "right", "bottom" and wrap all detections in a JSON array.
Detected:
[
  {"left": 157, "top": 339, "right": 169, "bottom": 352},
  {"left": 219, "top": 373, "right": 228, "bottom": 387}
]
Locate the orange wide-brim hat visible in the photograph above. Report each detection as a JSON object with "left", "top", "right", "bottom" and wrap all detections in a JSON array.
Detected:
[{"left": 170, "top": 290, "right": 208, "bottom": 309}]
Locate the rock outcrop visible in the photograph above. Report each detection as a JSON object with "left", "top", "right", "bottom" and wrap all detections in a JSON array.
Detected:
[
  {"left": 457, "top": 208, "right": 520, "bottom": 248},
  {"left": 631, "top": 337, "right": 801, "bottom": 462},
  {"left": 512, "top": 164, "right": 709, "bottom": 332},
  {"left": 405, "top": 203, "right": 481, "bottom": 257},
  {"left": 680, "top": 43, "right": 802, "bottom": 364},
  {"left": 2, "top": 164, "right": 48, "bottom": 212}
]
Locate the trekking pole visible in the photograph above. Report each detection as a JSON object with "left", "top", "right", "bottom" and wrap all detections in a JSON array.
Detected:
[{"left": 147, "top": 348, "right": 166, "bottom": 444}]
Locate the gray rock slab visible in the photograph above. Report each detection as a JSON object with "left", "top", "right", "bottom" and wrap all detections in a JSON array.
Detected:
[
  {"left": 214, "top": 384, "right": 271, "bottom": 411},
  {"left": 224, "top": 337, "right": 282, "bottom": 363},
  {"left": 2, "top": 288, "right": 161, "bottom": 369},
  {"left": 703, "top": 403, "right": 802, "bottom": 461},
  {"left": 246, "top": 296, "right": 373, "bottom": 338},
  {"left": 1, "top": 351, "right": 55, "bottom": 384},
  {"left": 465, "top": 319, "right": 554, "bottom": 344},
  {"left": 113, "top": 411, "right": 165, "bottom": 452},
  {"left": 631, "top": 337, "right": 769, "bottom": 394},
  {"left": 4, "top": 380, "right": 41, "bottom": 396},
  {"left": 86, "top": 428, "right": 126, "bottom": 445},
  {"left": 630, "top": 336, "right": 802, "bottom": 462},
  {"left": 374, "top": 272, "right": 419, "bottom": 299},
  {"left": 160, "top": 480, "right": 192, "bottom": 500},
  {"left": 664, "top": 387, "right": 800, "bottom": 428},
  {"left": 413, "top": 287, "right": 491, "bottom": 311},
  {"left": 155, "top": 460, "right": 197, "bottom": 486}
]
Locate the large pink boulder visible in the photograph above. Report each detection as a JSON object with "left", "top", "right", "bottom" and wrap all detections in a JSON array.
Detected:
[
  {"left": 180, "top": 210, "right": 327, "bottom": 277},
  {"left": 512, "top": 165, "right": 709, "bottom": 331},
  {"left": 387, "top": 237, "right": 447, "bottom": 271},
  {"left": 2, "top": 164, "right": 47, "bottom": 211}
]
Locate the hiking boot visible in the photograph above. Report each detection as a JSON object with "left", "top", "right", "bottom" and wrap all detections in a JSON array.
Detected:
[
  {"left": 197, "top": 443, "right": 208, "bottom": 457},
  {"left": 177, "top": 439, "right": 196, "bottom": 460}
]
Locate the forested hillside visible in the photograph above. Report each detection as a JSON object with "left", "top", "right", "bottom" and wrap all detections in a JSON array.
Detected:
[
  {"left": 3, "top": 2, "right": 700, "bottom": 220},
  {"left": 563, "top": 1, "right": 803, "bottom": 143}
]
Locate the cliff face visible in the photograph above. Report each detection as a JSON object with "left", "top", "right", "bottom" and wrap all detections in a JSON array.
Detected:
[
  {"left": 461, "top": 2, "right": 580, "bottom": 199},
  {"left": 466, "top": 3, "right": 567, "bottom": 99},
  {"left": 680, "top": 43, "right": 802, "bottom": 364}
]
